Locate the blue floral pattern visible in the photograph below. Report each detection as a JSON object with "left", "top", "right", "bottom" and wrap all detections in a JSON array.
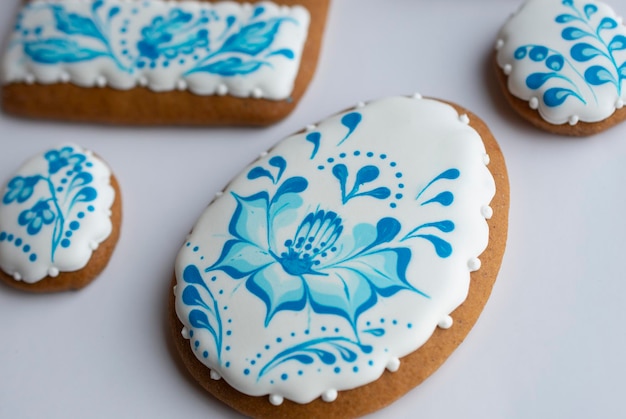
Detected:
[
  {"left": 177, "top": 107, "right": 463, "bottom": 382},
  {"left": 512, "top": 0, "right": 626, "bottom": 108},
  {"left": 6, "top": 0, "right": 309, "bottom": 97},
  {"left": 1, "top": 146, "right": 98, "bottom": 262}
]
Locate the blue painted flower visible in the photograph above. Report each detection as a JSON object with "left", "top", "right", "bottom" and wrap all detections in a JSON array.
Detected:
[
  {"left": 137, "top": 9, "right": 209, "bottom": 60},
  {"left": 207, "top": 190, "right": 424, "bottom": 331},
  {"left": 45, "top": 146, "right": 86, "bottom": 174},
  {"left": 3, "top": 176, "right": 40, "bottom": 204},
  {"left": 18, "top": 201, "right": 56, "bottom": 235}
]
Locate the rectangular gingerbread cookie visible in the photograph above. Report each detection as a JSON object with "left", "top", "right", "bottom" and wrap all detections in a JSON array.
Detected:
[{"left": 1, "top": 0, "right": 329, "bottom": 125}]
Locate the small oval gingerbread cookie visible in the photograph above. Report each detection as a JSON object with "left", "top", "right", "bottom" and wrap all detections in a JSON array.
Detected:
[
  {"left": 0, "top": 144, "right": 121, "bottom": 292},
  {"left": 495, "top": 0, "right": 626, "bottom": 136},
  {"left": 169, "top": 95, "right": 509, "bottom": 418}
]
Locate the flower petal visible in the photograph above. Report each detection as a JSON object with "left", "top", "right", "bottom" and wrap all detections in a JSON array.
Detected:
[
  {"left": 334, "top": 247, "right": 424, "bottom": 298},
  {"left": 230, "top": 192, "right": 270, "bottom": 247},
  {"left": 306, "top": 270, "right": 377, "bottom": 327},
  {"left": 246, "top": 263, "right": 306, "bottom": 325},
  {"left": 207, "top": 239, "right": 274, "bottom": 279}
]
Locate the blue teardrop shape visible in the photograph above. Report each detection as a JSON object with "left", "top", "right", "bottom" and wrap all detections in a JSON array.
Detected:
[
  {"left": 355, "top": 165, "right": 379, "bottom": 185},
  {"left": 545, "top": 55, "right": 564, "bottom": 71},
  {"left": 419, "top": 234, "right": 453, "bottom": 258},
  {"left": 338, "top": 112, "right": 362, "bottom": 145},
  {"left": 514, "top": 46, "right": 527, "bottom": 60},
  {"left": 526, "top": 72, "right": 554, "bottom": 90},
  {"left": 305, "top": 132, "right": 321, "bottom": 159},
  {"left": 529, "top": 46, "right": 549, "bottom": 61},
  {"left": 422, "top": 191, "right": 454, "bottom": 206}
]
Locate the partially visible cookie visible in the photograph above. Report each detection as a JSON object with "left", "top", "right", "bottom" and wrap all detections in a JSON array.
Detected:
[
  {"left": 495, "top": 0, "right": 626, "bottom": 136},
  {"left": 1, "top": 0, "right": 329, "bottom": 126},
  {"left": 0, "top": 144, "right": 121, "bottom": 292},
  {"left": 169, "top": 95, "right": 509, "bottom": 418}
]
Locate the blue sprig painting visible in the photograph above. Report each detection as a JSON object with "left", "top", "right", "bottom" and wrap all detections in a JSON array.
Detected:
[
  {"left": 1, "top": 146, "right": 98, "bottom": 263},
  {"left": 513, "top": 0, "right": 626, "bottom": 108}
]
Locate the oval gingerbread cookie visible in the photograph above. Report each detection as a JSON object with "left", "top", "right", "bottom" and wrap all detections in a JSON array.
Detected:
[
  {"left": 0, "top": 144, "right": 121, "bottom": 292},
  {"left": 495, "top": 0, "right": 626, "bottom": 136},
  {"left": 169, "top": 95, "right": 509, "bottom": 418}
]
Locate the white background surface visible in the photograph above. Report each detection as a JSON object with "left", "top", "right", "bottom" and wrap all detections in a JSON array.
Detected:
[{"left": 1, "top": 1, "right": 626, "bottom": 418}]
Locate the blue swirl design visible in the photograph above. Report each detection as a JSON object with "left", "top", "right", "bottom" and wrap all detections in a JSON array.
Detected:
[
  {"left": 13, "top": 1, "right": 300, "bottom": 78},
  {"left": 1, "top": 146, "right": 98, "bottom": 262},
  {"left": 181, "top": 265, "right": 225, "bottom": 364},
  {"left": 513, "top": 0, "right": 626, "bottom": 107},
  {"left": 258, "top": 336, "right": 372, "bottom": 378}
]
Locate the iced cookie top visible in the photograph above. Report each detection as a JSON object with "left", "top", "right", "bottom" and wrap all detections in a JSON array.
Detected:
[
  {"left": 496, "top": 0, "right": 626, "bottom": 125},
  {"left": 174, "top": 96, "right": 496, "bottom": 404},
  {"left": 2, "top": 0, "right": 310, "bottom": 100},
  {"left": 0, "top": 144, "right": 115, "bottom": 283}
]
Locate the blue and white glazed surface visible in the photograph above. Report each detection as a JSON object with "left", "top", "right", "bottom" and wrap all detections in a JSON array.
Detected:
[
  {"left": 496, "top": 0, "right": 626, "bottom": 125},
  {"left": 0, "top": 144, "right": 114, "bottom": 282},
  {"left": 2, "top": 0, "right": 310, "bottom": 100},
  {"left": 174, "top": 96, "right": 496, "bottom": 404}
]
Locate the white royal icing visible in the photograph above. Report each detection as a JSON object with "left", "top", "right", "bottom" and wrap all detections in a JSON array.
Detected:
[
  {"left": 174, "top": 96, "right": 496, "bottom": 404},
  {"left": 2, "top": 0, "right": 310, "bottom": 100},
  {"left": 496, "top": 0, "right": 626, "bottom": 125},
  {"left": 0, "top": 144, "right": 114, "bottom": 283}
]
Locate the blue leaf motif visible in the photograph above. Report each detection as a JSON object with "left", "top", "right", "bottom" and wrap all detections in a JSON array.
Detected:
[
  {"left": 258, "top": 337, "right": 368, "bottom": 377},
  {"left": 403, "top": 221, "right": 455, "bottom": 237},
  {"left": 514, "top": 47, "right": 527, "bottom": 60},
  {"left": 51, "top": 6, "right": 104, "bottom": 41},
  {"left": 598, "top": 17, "right": 618, "bottom": 32},
  {"left": 571, "top": 43, "right": 604, "bottom": 62},
  {"left": 24, "top": 39, "right": 107, "bottom": 64},
  {"left": 189, "top": 309, "right": 212, "bottom": 331},
  {"left": 268, "top": 156, "right": 286, "bottom": 182},
  {"left": 72, "top": 187, "right": 97, "bottom": 204},
  {"left": 108, "top": 6, "right": 121, "bottom": 20},
  {"left": 68, "top": 172, "right": 93, "bottom": 192},
  {"left": 357, "top": 187, "right": 391, "bottom": 200},
  {"left": 220, "top": 18, "right": 292, "bottom": 56},
  {"left": 562, "top": 27, "right": 591, "bottom": 40},
  {"left": 545, "top": 55, "right": 565, "bottom": 71},
  {"left": 529, "top": 46, "right": 548, "bottom": 61},
  {"left": 422, "top": 191, "right": 454, "bottom": 206},
  {"left": 305, "top": 132, "right": 321, "bottom": 159},
  {"left": 253, "top": 6, "right": 266, "bottom": 19},
  {"left": 92, "top": 1, "right": 104, "bottom": 12},
  {"left": 355, "top": 166, "right": 379, "bottom": 185},
  {"left": 192, "top": 57, "right": 267, "bottom": 76},
  {"left": 363, "top": 328, "right": 385, "bottom": 337},
  {"left": 273, "top": 177, "right": 308, "bottom": 202},
  {"left": 555, "top": 14, "right": 580, "bottom": 24},
  {"left": 266, "top": 48, "right": 295, "bottom": 59},
  {"left": 182, "top": 286, "right": 211, "bottom": 310},
  {"left": 434, "top": 168, "right": 460, "bottom": 181},
  {"left": 543, "top": 87, "right": 583, "bottom": 107},
  {"left": 416, "top": 234, "right": 452, "bottom": 258},
  {"left": 584, "top": 4, "right": 598, "bottom": 19},
  {"left": 338, "top": 112, "right": 363, "bottom": 145},
  {"left": 526, "top": 72, "right": 557, "bottom": 90},
  {"left": 247, "top": 167, "right": 275, "bottom": 182},
  {"left": 609, "top": 35, "right": 626, "bottom": 52},
  {"left": 585, "top": 65, "right": 616, "bottom": 86}
]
